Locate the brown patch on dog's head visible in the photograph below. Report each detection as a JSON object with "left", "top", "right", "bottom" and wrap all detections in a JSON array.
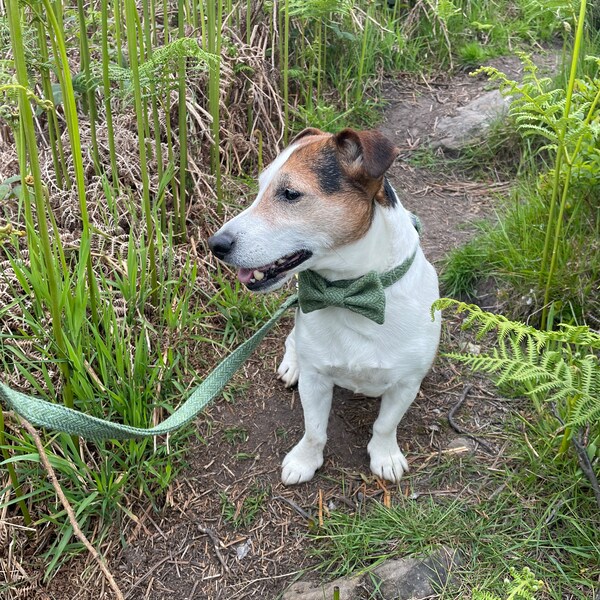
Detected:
[
  {"left": 292, "top": 127, "right": 327, "bottom": 143},
  {"left": 253, "top": 128, "right": 400, "bottom": 247}
]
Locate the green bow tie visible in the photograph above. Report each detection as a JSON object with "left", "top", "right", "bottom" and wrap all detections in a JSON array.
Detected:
[{"left": 297, "top": 250, "right": 417, "bottom": 325}]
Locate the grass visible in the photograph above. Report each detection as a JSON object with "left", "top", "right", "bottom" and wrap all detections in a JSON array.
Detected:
[
  {"left": 309, "top": 410, "right": 600, "bottom": 599},
  {"left": 440, "top": 159, "right": 600, "bottom": 325}
]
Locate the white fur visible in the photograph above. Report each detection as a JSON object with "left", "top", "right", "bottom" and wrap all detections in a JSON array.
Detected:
[
  {"left": 213, "top": 146, "right": 441, "bottom": 485},
  {"left": 279, "top": 200, "right": 440, "bottom": 484}
]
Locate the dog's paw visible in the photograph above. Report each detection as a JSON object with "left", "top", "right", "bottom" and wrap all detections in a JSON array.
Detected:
[
  {"left": 281, "top": 441, "right": 324, "bottom": 485},
  {"left": 277, "top": 352, "right": 299, "bottom": 388},
  {"left": 367, "top": 440, "right": 409, "bottom": 483}
]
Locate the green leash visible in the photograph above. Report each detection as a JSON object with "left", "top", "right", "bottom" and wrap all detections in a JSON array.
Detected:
[{"left": 0, "top": 235, "right": 419, "bottom": 441}]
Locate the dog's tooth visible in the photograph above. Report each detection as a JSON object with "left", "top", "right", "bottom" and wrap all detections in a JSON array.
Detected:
[
  {"left": 250, "top": 277, "right": 256, "bottom": 283},
  {"left": 253, "top": 270, "right": 264, "bottom": 281},
  {"left": 277, "top": 258, "right": 285, "bottom": 265}
]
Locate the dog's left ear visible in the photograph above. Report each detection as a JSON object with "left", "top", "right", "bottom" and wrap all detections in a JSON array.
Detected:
[{"left": 334, "top": 129, "right": 399, "bottom": 180}]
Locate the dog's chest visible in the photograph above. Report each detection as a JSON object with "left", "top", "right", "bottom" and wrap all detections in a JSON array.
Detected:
[{"left": 295, "top": 306, "right": 426, "bottom": 396}]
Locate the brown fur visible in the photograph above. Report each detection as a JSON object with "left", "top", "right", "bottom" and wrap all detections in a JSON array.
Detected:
[{"left": 254, "top": 129, "right": 399, "bottom": 246}]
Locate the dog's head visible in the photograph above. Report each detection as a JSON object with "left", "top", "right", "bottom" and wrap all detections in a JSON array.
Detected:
[{"left": 208, "top": 128, "right": 399, "bottom": 291}]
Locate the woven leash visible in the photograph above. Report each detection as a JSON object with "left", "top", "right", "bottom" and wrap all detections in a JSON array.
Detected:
[{"left": 0, "top": 295, "right": 298, "bottom": 441}]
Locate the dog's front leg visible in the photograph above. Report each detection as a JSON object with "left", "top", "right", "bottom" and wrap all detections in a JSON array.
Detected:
[
  {"left": 367, "top": 379, "right": 422, "bottom": 483},
  {"left": 277, "top": 326, "right": 299, "bottom": 388},
  {"left": 281, "top": 369, "right": 333, "bottom": 485}
]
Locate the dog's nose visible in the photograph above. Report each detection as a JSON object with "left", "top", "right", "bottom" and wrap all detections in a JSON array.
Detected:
[{"left": 208, "top": 231, "right": 235, "bottom": 260}]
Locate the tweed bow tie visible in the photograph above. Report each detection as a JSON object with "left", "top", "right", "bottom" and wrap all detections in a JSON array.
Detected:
[{"left": 297, "top": 250, "right": 417, "bottom": 325}]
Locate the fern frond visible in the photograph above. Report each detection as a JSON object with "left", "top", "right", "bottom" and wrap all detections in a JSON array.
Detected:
[
  {"left": 433, "top": 299, "right": 600, "bottom": 348},
  {"left": 435, "top": 299, "right": 600, "bottom": 429}
]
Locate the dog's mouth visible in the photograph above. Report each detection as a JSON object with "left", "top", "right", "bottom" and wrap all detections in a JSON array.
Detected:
[{"left": 237, "top": 249, "right": 312, "bottom": 291}]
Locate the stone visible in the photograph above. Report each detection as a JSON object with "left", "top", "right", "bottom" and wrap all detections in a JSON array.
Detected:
[
  {"left": 282, "top": 546, "right": 461, "bottom": 600},
  {"left": 370, "top": 546, "right": 462, "bottom": 599},
  {"left": 447, "top": 436, "right": 477, "bottom": 452},
  {"left": 433, "top": 90, "right": 510, "bottom": 151},
  {"left": 282, "top": 575, "right": 362, "bottom": 600}
]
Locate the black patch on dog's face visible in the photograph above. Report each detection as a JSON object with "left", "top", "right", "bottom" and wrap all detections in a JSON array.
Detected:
[
  {"left": 383, "top": 177, "right": 398, "bottom": 207},
  {"left": 315, "top": 149, "right": 342, "bottom": 194}
]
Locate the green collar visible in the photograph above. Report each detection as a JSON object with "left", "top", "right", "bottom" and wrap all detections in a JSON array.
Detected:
[{"left": 297, "top": 249, "right": 417, "bottom": 325}]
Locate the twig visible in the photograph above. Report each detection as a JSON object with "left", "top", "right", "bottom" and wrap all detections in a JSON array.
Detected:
[
  {"left": 573, "top": 431, "right": 600, "bottom": 510},
  {"left": 124, "top": 556, "right": 170, "bottom": 599},
  {"left": 197, "top": 525, "right": 230, "bottom": 574},
  {"left": 19, "top": 418, "right": 124, "bottom": 600},
  {"left": 447, "top": 384, "right": 494, "bottom": 454},
  {"left": 272, "top": 495, "right": 312, "bottom": 520},
  {"left": 551, "top": 407, "right": 600, "bottom": 510}
]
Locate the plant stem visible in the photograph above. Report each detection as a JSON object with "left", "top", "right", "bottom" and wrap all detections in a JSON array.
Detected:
[
  {"left": 356, "top": 4, "right": 371, "bottom": 104},
  {"left": 7, "top": 0, "right": 74, "bottom": 411},
  {"left": 124, "top": 0, "right": 158, "bottom": 305},
  {"left": 76, "top": 0, "right": 100, "bottom": 171},
  {"left": 0, "top": 410, "right": 31, "bottom": 525},
  {"left": 177, "top": 0, "right": 188, "bottom": 239},
  {"left": 283, "top": 0, "right": 289, "bottom": 144},
  {"left": 101, "top": 0, "right": 120, "bottom": 191},
  {"left": 42, "top": 0, "right": 99, "bottom": 327},
  {"left": 207, "top": 0, "right": 222, "bottom": 211},
  {"left": 540, "top": 0, "right": 587, "bottom": 329}
]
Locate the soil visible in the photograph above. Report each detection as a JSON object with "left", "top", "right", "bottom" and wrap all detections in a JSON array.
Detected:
[{"left": 37, "top": 54, "right": 558, "bottom": 600}]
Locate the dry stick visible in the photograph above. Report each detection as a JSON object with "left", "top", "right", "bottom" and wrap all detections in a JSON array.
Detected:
[
  {"left": 551, "top": 407, "right": 600, "bottom": 510},
  {"left": 272, "top": 495, "right": 312, "bottom": 520},
  {"left": 19, "top": 418, "right": 124, "bottom": 600},
  {"left": 197, "top": 525, "right": 230, "bottom": 574},
  {"left": 447, "top": 384, "right": 495, "bottom": 454},
  {"left": 573, "top": 431, "right": 600, "bottom": 510}
]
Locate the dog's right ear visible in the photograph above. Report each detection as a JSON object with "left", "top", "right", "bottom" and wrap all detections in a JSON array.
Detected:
[{"left": 292, "top": 127, "right": 326, "bottom": 144}]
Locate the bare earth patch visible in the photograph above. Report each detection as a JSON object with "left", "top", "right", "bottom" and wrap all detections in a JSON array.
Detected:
[{"left": 39, "top": 60, "right": 548, "bottom": 599}]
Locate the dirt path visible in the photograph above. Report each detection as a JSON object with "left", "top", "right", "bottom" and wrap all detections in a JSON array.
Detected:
[{"left": 47, "top": 65, "right": 528, "bottom": 600}]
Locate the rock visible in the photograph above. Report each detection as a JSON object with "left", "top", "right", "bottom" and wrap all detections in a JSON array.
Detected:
[
  {"left": 447, "top": 436, "right": 477, "bottom": 452},
  {"left": 371, "top": 546, "right": 462, "bottom": 599},
  {"left": 282, "top": 575, "right": 362, "bottom": 600},
  {"left": 282, "top": 546, "right": 461, "bottom": 600},
  {"left": 433, "top": 90, "right": 510, "bottom": 151}
]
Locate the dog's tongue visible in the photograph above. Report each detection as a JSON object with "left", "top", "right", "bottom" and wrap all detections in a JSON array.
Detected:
[{"left": 237, "top": 268, "right": 254, "bottom": 283}]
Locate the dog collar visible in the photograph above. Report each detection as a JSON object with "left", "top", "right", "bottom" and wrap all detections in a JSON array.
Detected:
[{"left": 297, "top": 249, "right": 417, "bottom": 325}]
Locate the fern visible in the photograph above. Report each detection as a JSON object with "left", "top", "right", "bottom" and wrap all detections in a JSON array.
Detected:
[
  {"left": 89, "top": 38, "right": 216, "bottom": 101},
  {"left": 473, "top": 567, "right": 545, "bottom": 600},
  {"left": 435, "top": 299, "right": 600, "bottom": 430},
  {"left": 472, "top": 53, "right": 600, "bottom": 185}
]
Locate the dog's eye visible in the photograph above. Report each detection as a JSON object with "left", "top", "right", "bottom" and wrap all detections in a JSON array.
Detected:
[{"left": 282, "top": 188, "right": 302, "bottom": 202}]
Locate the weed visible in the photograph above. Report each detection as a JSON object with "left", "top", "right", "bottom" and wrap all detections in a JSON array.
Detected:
[
  {"left": 275, "top": 427, "right": 289, "bottom": 440},
  {"left": 220, "top": 486, "right": 268, "bottom": 528},
  {"left": 222, "top": 426, "right": 249, "bottom": 446},
  {"left": 233, "top": 452, "right": 256, "bottom": 461},
  {"left": 458, "top": 41, "right": 490, "bottom": 69},
  {"left": 473, "top": 567, "right": 544, "bottom": 600}
]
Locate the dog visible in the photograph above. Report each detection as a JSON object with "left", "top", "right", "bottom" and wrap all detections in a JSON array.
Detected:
[{"left": 208, "top": 128, "right": 441, "bottom": 485}]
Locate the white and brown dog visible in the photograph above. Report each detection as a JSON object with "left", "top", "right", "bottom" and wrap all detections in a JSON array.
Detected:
[{"left": 209, "top": 128, "right": 441, "bottom": 485}]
